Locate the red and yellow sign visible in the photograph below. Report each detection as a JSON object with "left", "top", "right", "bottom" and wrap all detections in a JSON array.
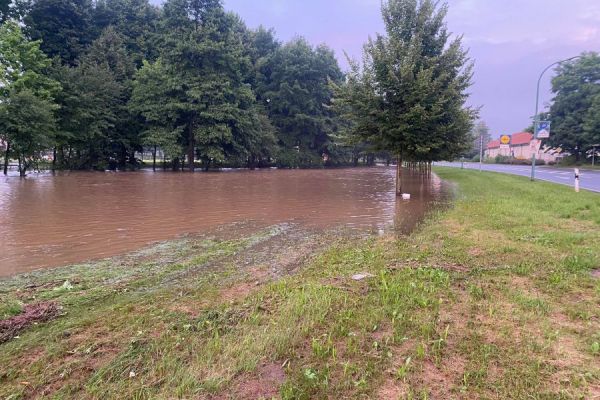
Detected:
[{"left": 500, "top": 135, "right": 511, "bottom": 145}]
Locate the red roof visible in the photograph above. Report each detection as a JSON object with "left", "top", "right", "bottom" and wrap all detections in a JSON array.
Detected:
[
  {"left": 510, "top": 132, "right": 533, "bottom": 146},
  {"left": 487, "top": 140, "right": 500, "bottom": 149}
]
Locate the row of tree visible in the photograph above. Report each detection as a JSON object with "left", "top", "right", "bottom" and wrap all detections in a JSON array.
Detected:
[
  {"left": 1, "top": 0, "right": 355, "bottom": 174},
  {"left": 1, "top": 0, "right": 476, "bottom": 183}
]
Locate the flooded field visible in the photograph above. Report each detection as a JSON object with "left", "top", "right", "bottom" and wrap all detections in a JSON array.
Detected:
[{"left": 0, "top": 167, "right": 451, "bottom": 276}]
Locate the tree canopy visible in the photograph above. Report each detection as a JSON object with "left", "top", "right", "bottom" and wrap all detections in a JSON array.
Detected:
[
  {"left": 1, "top": 0, "right": 479, "bottom": 175},
  {"left": 548, "top": 53, "right": 600, "bottom": 162},
  {"left": 333, "top": 0, "right": 476, "bottom": 191},
  {"left": 334, "top": 0, "right": 475, "bottom": 161}
]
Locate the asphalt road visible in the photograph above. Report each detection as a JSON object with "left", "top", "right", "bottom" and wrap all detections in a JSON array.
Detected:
[{"left": 436, "top": 162, "right": 600, "bottom": 193}]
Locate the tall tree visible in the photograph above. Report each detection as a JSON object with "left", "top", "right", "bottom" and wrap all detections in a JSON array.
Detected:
[
  {"left": 0, "top": 89, "right": 57, "bottom": 176},
  {"left": 334, "top": 0, "right": 475, "bottom": 192},
  {"left": 130, "top": 59, "right": 183, "bottom": 170},
  {"left": 92, "top": 0, "right": 160, "bottom": 66},
  {"left": 549, "top": 53, "right": 600, "bottom": 162},
  {"left": 468, "top": 120, "right": 491, "bottom": 159},
  {"left": 24, "top": 0, "right": 95, "bottom": 65},
  {"left": 0, "top": 21, "right": 59, "bottom": 174},
  {"left": 257, "top": 37, "right": 344, "bottom": 167},
  {"left": 84, "top": 26, "right": 139, "bottom": 168},
  {"left": 154, "top": 0, "right": 269, "bottom": 171},
  {"left": 51, "top": 61, "right": 122, "bottom": 169}
]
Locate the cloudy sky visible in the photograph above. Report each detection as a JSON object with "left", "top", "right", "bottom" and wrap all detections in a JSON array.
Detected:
[{"left": 223, "top": 0, "right": 600, "bottom": 137}]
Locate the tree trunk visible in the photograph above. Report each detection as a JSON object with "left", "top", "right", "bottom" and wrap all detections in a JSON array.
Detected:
[
  {"left": 248, "top": 155, "right": 257, "bottom": 170},
  {"left": 187, "top": 123, "right": 195, "bottom": 172},
  {"left": 67, "top": 147, "right": 73, "bottom": 169},
  {"left": 152, "top": 145, "right": 157, "bottom": 172},
  {"left": 18, "top": 154, "right": 26, "bottom": 177},
  {"left": 3, "top": 141, "right": 10, "bottom": 175},
  {"left": 396, "top": 154, "right": 403, "bottom": 196},
  {"left": 52, "top": 147, "right": 57, "bottom": 171},
  {"left": 59, "top": 146, "right": 65, "bottom": 168}
]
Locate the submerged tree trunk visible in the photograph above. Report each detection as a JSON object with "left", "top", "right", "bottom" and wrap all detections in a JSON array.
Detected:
[
  {"left": 18, "top": 154, "right": 26, "bottom": 177},
  {"left": 187, "top": 123, "right": 195, "bottom": 172},
  {"left": 52, "top": 147, "right": 57, "bottom": 172},
  {"left": 396, "top": 154, "right": 403, "bottom": 195},
  {"left": 152, "top": 145, "right": 157, "bottom": 172},
  {"left": 3, "top": 141, "right": 10, "bottom": 175}
]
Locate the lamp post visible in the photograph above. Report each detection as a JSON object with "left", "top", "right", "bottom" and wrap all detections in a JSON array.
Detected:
[{"left": 531, "top": 56, "right": 582, "bottom": 181}]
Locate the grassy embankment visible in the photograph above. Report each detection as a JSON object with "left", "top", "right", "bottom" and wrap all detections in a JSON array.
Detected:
[{"left": 1, "top": 168, "right": 599, "bottom": 399}]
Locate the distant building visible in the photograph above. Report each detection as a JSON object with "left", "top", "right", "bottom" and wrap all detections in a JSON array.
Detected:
[
  {"left": 484, "top": 132, "right": 565, "bottom": 163},
  {"left": 485, "top": 140, "right": 501, "bottom": 158},
  {"left": 509, "top": 132, "right": 534, "bottom": 159}
]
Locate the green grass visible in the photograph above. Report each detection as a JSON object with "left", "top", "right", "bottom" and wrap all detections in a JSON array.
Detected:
[{"left": 1, "top": 168, "right": 599, "bottom": 399}]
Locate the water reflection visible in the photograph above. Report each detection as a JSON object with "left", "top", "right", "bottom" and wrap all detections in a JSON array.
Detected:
[{"left": 0, "top": 167, "right": 450, "bottom": 276}]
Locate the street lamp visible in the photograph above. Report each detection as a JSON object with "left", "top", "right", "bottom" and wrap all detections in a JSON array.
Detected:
[{"left": 531, "top": 56, "right": 582, "bottom": 181}]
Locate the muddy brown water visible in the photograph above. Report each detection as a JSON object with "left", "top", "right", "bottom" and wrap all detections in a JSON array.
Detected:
[{"left": 0, "top": 167, "right": 451, "bottom": 276}]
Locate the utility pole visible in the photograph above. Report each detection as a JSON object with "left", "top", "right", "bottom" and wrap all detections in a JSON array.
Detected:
[
  {"left": 479, "top": 129, "right": 483, "bottom": 171},
  {"left": 531, "top": 56, "right": 581, "bottom": 181}
]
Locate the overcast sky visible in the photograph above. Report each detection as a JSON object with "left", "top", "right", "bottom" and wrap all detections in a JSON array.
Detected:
[{"left": 223, "top": 0, "right": 600, "bottom": 138}]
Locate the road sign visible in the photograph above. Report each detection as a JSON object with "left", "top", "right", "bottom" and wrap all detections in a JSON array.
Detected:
[
  {"left": 500, "top": 135, "right": 511, "bottom": 145},
  {"left": 537, "top": 121, "right": 551, "bottom": 139},
  {"left": 500, "top": 144, "right": 510, "bottom": 150},
  {"left": 530, "top": 139, "right": 541, "bottom": 153}
]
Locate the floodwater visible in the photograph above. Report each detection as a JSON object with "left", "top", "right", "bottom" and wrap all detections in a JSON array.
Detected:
[{"left": 0, "top": 167, "right": 451, "bottom": 276}]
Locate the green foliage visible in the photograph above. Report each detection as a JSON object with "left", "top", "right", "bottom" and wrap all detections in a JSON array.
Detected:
[
  {"left": 3, "top": 0, "right": 471, "bottom": 172},
  {"left": 334, "top": 0, "right": 476, "bottom": 165},
  {"left": 0, "top": 89, "right": 58, "bottom": 175},
  {"left": 257, "top": 37, "right": 344, "bottom": 163},
  {"left": 24, "top": 0, "right": 95, "bottom": 65},
  {"left": 51, "top": 59, "right": 123, "bottom": 169},
  {"left": 549, "top": 53, "right": 600, "bottom": 162},
  {"left": 0, "top": 21, "right": 59, "bottom": 100},
  {"left": 0, "top": 21, "right": 59, "bottom": 175}
]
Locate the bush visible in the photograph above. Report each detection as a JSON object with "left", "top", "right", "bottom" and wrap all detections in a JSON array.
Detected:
[
  {"left": 274, "top": 149, "right": 324, "bottom": 169},
  {"left": 494, "top": 155, "right": 511, "bottom": 164},
  {"left": 491, "top": 156, "right": 544, "bottom": 166}
]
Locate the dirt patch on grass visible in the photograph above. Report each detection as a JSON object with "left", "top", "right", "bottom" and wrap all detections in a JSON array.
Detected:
[
  {"left": 220, "top": 281, "right": 259, "bottom": 303},
  {"left": 0, "top": 301, "right": 61, "bottom": 343},
  {"left": 213, "top": 362, "right": 286, "bottom": 400},
  {"left": 591, "top": 269, "right": 600, "bottom": 279},
  {"left": 372, "top": 323, "right": 394, "bottom": 343},
  {"left": 377, "top": 378, "right": 409, "bottom": 399},
  {"left": 414, "top": 359, "right": 463, "bottom": 398}
]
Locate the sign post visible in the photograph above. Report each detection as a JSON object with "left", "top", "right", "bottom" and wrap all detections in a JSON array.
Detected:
[
  {"left": 575, "top": 168, "right": 580, "bottom": 193},
  {"left": 531, "top": 56, "right": 581, "bottom": 181},
  {"left": 500, "top": 135, "right": 510, "bottom": 157},
  {"left": 531, "top": 122, "right": 551, "bottom": 180},
  {"left": 537, "top": 121, "right": 551, "bottom": 139}
]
